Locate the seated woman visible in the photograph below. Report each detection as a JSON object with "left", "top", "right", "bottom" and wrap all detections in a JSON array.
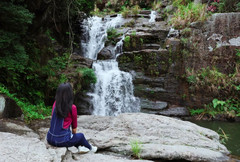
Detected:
[{"left": 47, "top": 83, "right": 97, "bottom": 153}]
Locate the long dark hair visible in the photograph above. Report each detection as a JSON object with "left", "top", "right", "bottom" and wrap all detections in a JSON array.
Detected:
[{"left": 55, "top": 83, "right": 73, "bottom": 118}]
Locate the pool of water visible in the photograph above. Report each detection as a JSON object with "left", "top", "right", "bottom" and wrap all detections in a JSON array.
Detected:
[{"left": 190, "top": 120, "right": 240, "bottom": 156}]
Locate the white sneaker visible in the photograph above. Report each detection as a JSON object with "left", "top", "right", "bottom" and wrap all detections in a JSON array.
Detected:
[
  {"left": 90, "top": 145, "right": 97, "bottom": 153},
  {"left": 78, "top": 146, "right": 90, "bottom": 154}
]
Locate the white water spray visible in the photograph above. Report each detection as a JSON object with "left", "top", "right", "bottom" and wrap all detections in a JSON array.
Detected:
[
  {"left": 81, "top": 15, "right": 123, "bottom": 60},
  {"left": 149, "top": 11, "right": 157, "bottom": 23},
  {"left": 81, "top": 15, "right": 140, "bottom": 116}
]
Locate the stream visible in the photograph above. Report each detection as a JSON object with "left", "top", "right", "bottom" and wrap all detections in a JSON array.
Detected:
[{"left": 191, "top": 120, "right": 240, "bottom": 157}]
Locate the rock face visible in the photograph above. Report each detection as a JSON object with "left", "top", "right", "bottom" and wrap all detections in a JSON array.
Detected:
[
  {"left": 117, "top": 15, "right": 185, "bottom": 111},
  {"left": 182, "top": 13, "right": 240, "bottom": 107},
  {"left": 0, "top": 95, "right": 22, "bottom": 118},
  {"left": 0, "top": 113, "right": 231, "bottom": 162},
  {"left": 117, "top": 12, "right": 240, "bottom": 111},
  {"left": 78, "top": 113, "right": 229, "bottom": 162}
]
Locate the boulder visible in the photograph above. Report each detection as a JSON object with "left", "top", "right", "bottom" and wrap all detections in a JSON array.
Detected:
[
  {"left": 0, "top": 132, "right": 62, "bottom": 162},
  {"left": 70, "top": 54, "right": 93, "bottom": 69},
  {"left": 69, "top": 153, "right": 152, "bottom": 162},
  {"left": 2, "top": 113, "right": 230, "bottom": 161},
  {"left": 76, "top": 113, "right": 229, "bottom": 161},
  {"left": 0, "top": 95, "right": 22, "bottom": 118},
  {"left": 0, "top": 119, "right": 39, "bottom": 138},
  {"left": 97, "top": 47, "right": 114, "bottom": 60},
  {"left": 74, "top": 93, "right": 93, "bottom": 115}
]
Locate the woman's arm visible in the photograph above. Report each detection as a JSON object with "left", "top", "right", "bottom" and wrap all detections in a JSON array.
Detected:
[
  {"left": 72, "top": 105, "right": 78, "bottom": 134},
  {"left": 72, "top": 128, "right": 77, "bottom": 134}
]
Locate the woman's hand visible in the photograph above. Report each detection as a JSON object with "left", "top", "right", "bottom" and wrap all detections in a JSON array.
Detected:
[{"left": 72, "top": 128, "right": 77, "bottom": 134}]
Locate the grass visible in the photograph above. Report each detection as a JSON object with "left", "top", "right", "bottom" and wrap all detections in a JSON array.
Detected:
[
  {"left": 130, "top": 139, "right": 142, "bottom": 159},
  {"left": 170, "top": 2, "right": 209, "bottom": 29},
  {"left": 218, "top": 127, "right": 230, "bottom": 145}
]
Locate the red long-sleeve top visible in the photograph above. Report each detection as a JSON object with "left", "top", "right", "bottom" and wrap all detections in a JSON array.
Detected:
[{"left": 52, "top": 102, "right": 78, "bottom": 129}]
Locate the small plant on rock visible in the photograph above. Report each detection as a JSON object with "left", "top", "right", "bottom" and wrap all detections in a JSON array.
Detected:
[
  {"left": 130, "top": 139, "right": 142, "bottom": 159},
  {"left": 217, "top": 127, "right": 230, "bottom": 145},
  {"left": 124, "top": 36, "right": 131, "bottom": 48},
  {"left": 132, "top": 5, "right": 140, "bottom": 16}
]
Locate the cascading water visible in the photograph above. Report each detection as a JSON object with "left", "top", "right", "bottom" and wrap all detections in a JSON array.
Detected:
[
  {"left": 81, "top": 15, "right": 140, "bottom": 116},
  {"left": 81, "top": 15, "right": 123, "bottom": 60},
  {"left": 149, "top": 11, "right": 157, "bottom": 23}
]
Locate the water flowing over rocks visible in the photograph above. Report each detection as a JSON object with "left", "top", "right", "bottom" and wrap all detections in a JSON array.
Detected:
[{"left": 0, "top": 113, "right": 231, "bottom": 161}]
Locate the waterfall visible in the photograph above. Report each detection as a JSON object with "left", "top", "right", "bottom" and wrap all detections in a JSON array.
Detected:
[
  {"left": 149, "top": 11, "right": 157, "bottom": 23},
  {"left": 81, "top": 15, "right": 140, "bottom": 116},
  {"left": 81, "top": 15, "right": 123, "bottom": 60}
]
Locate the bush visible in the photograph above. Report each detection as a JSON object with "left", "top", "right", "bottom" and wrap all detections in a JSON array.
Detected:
[
  {"left": 0, "top": 85, "right": 51, "bottom": 122},
  {"left": 207, "top": 0, "right": 240, "bottom": 12},
  {"left": 170, "top": 2, "right": 208, "bottom": 29},
  {"left": 106, "top": 28, "right": 123, "bottom": 45},
  {"left": 76, "top": 68, "right": 97, "bottom": 88},
  {"left": 124, "top": 36, "right": 131, "bottom": 47},
  {"left": 121, "top": 6, "right": 131, "bottom": 18}
]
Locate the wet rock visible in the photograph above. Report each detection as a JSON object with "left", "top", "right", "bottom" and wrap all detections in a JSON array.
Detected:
[
  {"left": 142, "top": 44, "right": 161, "bottom": 50},
  {"left": 118, "top": 49, "right": 170, "bottom": 76},
  {"left": 165, "top": 38, "right": 181, "bottom": 54},
  {"left": 140, "top": 98, "right": 168, "bottom": 114},
  {"left": 76, "top": 113, "right": 229, "bottom": 161},
  {"left": 133, "top": 72, "right": 165, "bottom": 87},
  {"left": 167, "top": 28, "right": 179, "bottom": 38},
  {"left": 0, "top": 95, "right": 22, "bottom": 119},
  {"left": 97, "top": 47, "right": 114, "bottom": 60},
  {"left": 74, "top": 93, "right": 93, "bottom": 115},
  {"left": 70, "top": 54, "right": 93, "bottom": 68},
  {"left": 139, "top": 10, "right": 151, "bottom": 15},
  {"left": 158, "top": 107, "right": 190, "bottom": 117}
]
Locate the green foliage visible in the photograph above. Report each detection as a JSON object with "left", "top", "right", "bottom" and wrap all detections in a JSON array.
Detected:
[
  {"left": 132, "top": 5, "right": 140, "bottom": 16},
  {"left": 172, "top": 0, "right": 192, "bottom": 7},
  {"left": 186, "top": 67, "right": 239, "bottom": 96},
  {"left": 76, "top": 68, "right": 97, "bottom": 88},
  {"left": 192, "top": 98, "right": 240, "bottom": 119},
  {"left": 190, "top": 108, "right": 205, "bottom": 115},
  {"left": 211, "top": 98, "right": 240, "bottom": 117},
  {"left": 170, "top": 2, "right": 208, "bottom": 29},
  {"left": 45, "top": 53, "right": 70, "bottom": 74},
  {"left": 217, "top": 127, "right": 230, "bottom": 145},
  {"left": 130, "top": 140, "right": 142, "bottom": 159},
  {"left": 152, "top": 0, "right": 162, "bottom": 10},
  {"left": 237, "top": 2, "right": 240, "bottom": 11},
  {"left": 124, "top": 36, "right": 131, "bottom": 47},
  {"left": 106, "top": 28, "right": 122, "bottom": 45},
  {"left": 209, "top": 0, "right": 240, "bottom": 13},
  {"left": 121, "top": 6, "right": 131, "bottom": 18},
  {"left": 0, "top": 85, "right": 51, "bottom": 122},
  {"left": 0, "top": 1, "right": 33, "bottom": 74}
]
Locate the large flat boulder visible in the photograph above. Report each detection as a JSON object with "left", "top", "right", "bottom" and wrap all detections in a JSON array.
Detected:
[
  {"left": 0, "top": 132, "right": 66, "bottom": 162},
  {"left": 1, "top": 113, "right": 231, "bottom": 161},
  {"left": 77, "top": 113, "right": 229, "bottom": 162}
]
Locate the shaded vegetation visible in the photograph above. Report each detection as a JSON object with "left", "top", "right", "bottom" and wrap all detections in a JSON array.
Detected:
[{"left": 0, "top": 0, "right": 96, "bottom": 121}]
